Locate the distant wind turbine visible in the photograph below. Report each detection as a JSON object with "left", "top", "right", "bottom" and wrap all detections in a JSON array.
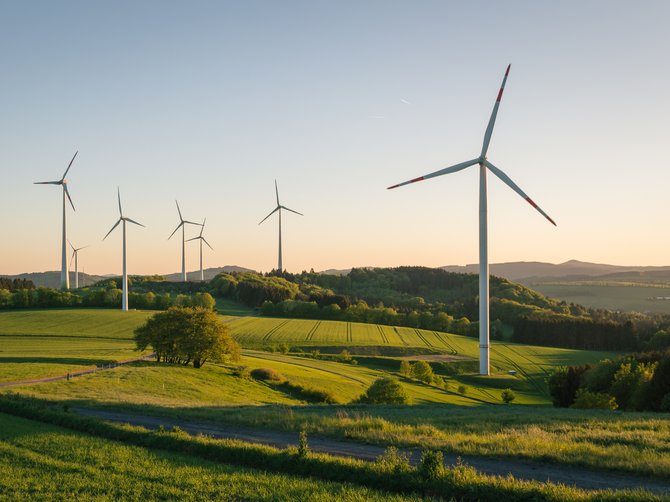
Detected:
[
  {"left": 68, "top": 240, "right": 89, "bottom": 289},
  {"left": 168, "top": 201, "right": 202, "bottom": 282},
  {"left": 103, "top": 188, "right": 145, "bottom": 311},
  {"left": 186, "top": 218, "right": 213, "bottom": 281},
  {"left": 34, "top": 151, "right": 78, "bottom": 290},
  {"left": 259, "top": 180, "right": 303, "bottom": 272},
  {"left": 387, "top": 65, "right": 556, "bottom": 376}
]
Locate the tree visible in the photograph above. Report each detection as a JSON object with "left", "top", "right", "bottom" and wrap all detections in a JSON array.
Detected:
[
  {"left": 399, "top": 360, "right": 412, "bottom": 377},
  {"left": 134, "top": 307, "right": 239, "bottom": 368}
]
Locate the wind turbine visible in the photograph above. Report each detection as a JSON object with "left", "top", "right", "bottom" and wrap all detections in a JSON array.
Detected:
[
  {"left": 387, "top": 65, "right": 556, "bottom": 376},
  {"left": 168, "top": 201, "right": 202, "bottom": 282},
  {"left": 186, "top": 218, "right": 214, "bottom": 281},
  {"left": 103, "top": 188, "right": 145, "bottom": 311},
  {"left": 259, "top": 180, "right": 303, "bottom": 272},
  {"left": 34, "top": 151, "right": 78, "bottom": 290},
  {"left": 68, "top": 240, "right": 89, "bottom": 289}
]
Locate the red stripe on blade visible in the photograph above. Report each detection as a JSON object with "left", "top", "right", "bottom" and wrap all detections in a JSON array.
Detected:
[
  {"left": 410, "top": 176, "right": 425, "bottom": 183},
  {"left": 526, "top": 197, "right": 538, "bottom": 209},
  {"left": 505, "top": 64, "right": 511, "bottom": 77},
  {"left": 496, "top": 88, "right": 504, "bottom": 102}
]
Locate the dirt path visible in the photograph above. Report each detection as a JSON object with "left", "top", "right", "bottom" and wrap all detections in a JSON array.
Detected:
[
  {"left": 75, "top": 407, "right": 670, "bottom": 496},
  {"left": 0, "top": 353, "right": 156, "bottom": 389}
]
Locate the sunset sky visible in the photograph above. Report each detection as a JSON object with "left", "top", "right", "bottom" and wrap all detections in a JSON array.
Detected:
[{"left": 1, "top": 1, "right": 669, "bottom": 275}]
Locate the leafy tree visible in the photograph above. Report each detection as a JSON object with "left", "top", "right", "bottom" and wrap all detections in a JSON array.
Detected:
[
  {"left": 501, "top": 388, "right": 516, "bottom": 404},
  {"left": 570, "top": 389, "right": 618, "bottom": 410},
  {"left": 399, "top": 360, "right": 412, "bottom": 377},
  {"left": 548, "top": 365, "right": 590, "bottom": 407},
  {"left": 134, "top": 307, "right": 239, "bottom": 368}
]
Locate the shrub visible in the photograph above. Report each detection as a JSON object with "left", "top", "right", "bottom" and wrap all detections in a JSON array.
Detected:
[
  {"left": 279, "top": 343, "right": 290, "bottom": 355},
  {"left": 399, "top": 360, "right": 412, "bottom": 377},
  {"left": 418, "top": 450, "right": 444, "bottom": 481},
  {"left": 297, "top": 430, "right": 309, "bottom": 458},
  {"left": 457, "top": 384, "right": 467, "bottom": 395},
  {"left": 570, "top": 389, "right": 618, "bottom": 410},
  {"left": 279, "top": 381, "right": 339, "bottom": 404},
  {"left": 501, "top": 388, "right": 515, "bottom": 404},
  {"left": 234, "top": 366, "right": 251, "bottom": 380},
  {"left": 411, "top": 360, "right": 434, "bottom": 384},
  {"left": 375, "top": 446, "right": 411, "bottom": 474},
  {"left": 358, "top": 377, "right": 410, "bottom": 405},
  {"left": 250, "top": 368, "right": 285, "bottom": 382},
  {"left": 337, "top": 350, "right": 352, "bottom": 362}
]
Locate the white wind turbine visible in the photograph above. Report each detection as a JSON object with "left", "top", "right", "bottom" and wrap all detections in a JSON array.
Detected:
[
  {"left": 259, "top": 180, "right": 303, "bottom": 272},
  {"left": 68, "top": 240, "right": 89, "bottom": 289},
  {"left": 168, "top": 201, "right": 202, "bottom": 282},
  {"left": 186, "top": 218, "right": 214, "bottom": 281},
  {"left": 387, "top": 65, "right": 556, "bottom": 376},
  {"left": 34, "top": 151, "right": 78, "bottom": 290},
  {"left": 103, "top": 188, "right": 145, "bottom": 311}
]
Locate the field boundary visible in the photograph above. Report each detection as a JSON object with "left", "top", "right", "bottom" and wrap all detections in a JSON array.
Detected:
[{"left": 0, "top": 353, "right": 156, "bottom": 389}]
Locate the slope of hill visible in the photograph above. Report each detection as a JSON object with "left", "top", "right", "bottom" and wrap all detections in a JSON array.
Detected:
[
  {"left": 2, "top": 271, "right": 108, "bottom": 289},
  {"left": 164, "top": 265, "right": 255, "bottom": 282}
]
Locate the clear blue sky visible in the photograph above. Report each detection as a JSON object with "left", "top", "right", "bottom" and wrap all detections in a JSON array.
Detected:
[{"left": 1, "top": 1, "right": 669, "bottom": 275}]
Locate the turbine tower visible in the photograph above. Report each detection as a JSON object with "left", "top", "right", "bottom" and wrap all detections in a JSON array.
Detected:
[
  {"left": 259, "top": 180, "right": 303, "bottom": 272},
  {"left": 186, "top": 218, "right": 214, "bottom": 281},
  {"left": 387, "top": 65, "right": 556, "bottom": 376},
  {"left": 168, "top": 201, "right": 201, "bottom": 282},
  {"left": 103, "top": 188, "right": 145, "bottom": 311},
  {"left": 68, "top": 240, "right": 89, "bottom": 289},
  {"left": 34, "top": 151, "right": 78, "bottom": 290}
]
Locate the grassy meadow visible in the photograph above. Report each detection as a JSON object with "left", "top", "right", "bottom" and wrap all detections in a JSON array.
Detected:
[{"left": 0, "top": 412, "right": 427, "bottom": 502}]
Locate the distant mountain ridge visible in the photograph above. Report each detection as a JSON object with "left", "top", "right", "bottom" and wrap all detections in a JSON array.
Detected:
[{"left": 441, "top": 260, "right": 670, "bottom": 282}]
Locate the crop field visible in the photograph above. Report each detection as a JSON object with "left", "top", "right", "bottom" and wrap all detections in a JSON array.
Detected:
[
  {"left": 0, "top": 412, "right": 420, "bottom": 502},
  {"left": 0, "top": 309, "right": 616, "bottom": 406},
  {"left": 528, "top": 282, "right": 670, "bottom": 314}
]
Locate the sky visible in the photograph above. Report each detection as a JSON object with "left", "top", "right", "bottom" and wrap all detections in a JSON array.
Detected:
[{"left": 1, "top": 1, "right": 669, "bottom": 275}]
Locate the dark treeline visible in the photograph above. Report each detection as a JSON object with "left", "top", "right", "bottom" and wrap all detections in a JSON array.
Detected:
[
  {"left": 548, "top": 348, "right": 670, "bottom": 412},
  {"left": 211, "top": 268, "right": 669, "bottom": 351},
  {"left": 0, "top": 277, "right": 35, "bottom": 291},
  {"left": 0, "top": 280, "right": 215, "bottom": 311}
]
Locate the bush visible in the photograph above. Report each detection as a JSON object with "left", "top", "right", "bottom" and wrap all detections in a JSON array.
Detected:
[
  {"left": 234, "top": 366, "right": 251, "bottom": 380},
  {"left": 375, "top": 446, "right": 411, "bottom": 474},
  {"left": 250, "top": 368, "right": 285, "bottom": 382},
  {"left": 297, "top": 430, "right": 309, "bottom": 458},
  {"left": 418, "top": 450, "right": 444, "bottom": 481},
  {"left": 279, "top": 343, "right": 290, "bottom": 355},
  {"left": 457, "top": 384, "right": 467, "bottom": 395},
  {"left": 411, "top": 360, "right": 434, "bottom": 384},
  {"left": 279, "top": 381, "right": 339, "bottom": 404},
  {"left": 570, "top": 389, "right": 618, "bottom": 410},
  {"left": 358, "top": 377, "right": 410, "bottom": 405},
  {"left": 399, "top": 360, "right": 412, "bottom": 377},
  {"left": 501, "top": 388, "right": 516, "bottom": 404}
]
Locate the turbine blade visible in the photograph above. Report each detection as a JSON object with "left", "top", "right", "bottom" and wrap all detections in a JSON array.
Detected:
[
  {"left": 71, "top": 250, "right": 76, "bottom": 263},
  {"left": 481, "top": 64, "right": 511, "bottom": 157},
  {"left": 117, "top": 187, "right": 123, "bottom": 217},
  {"left": 484, "top": 160, "right": 556, "bottom": 226},
  {"left": 202, "top": 237, "right": 214, "bottom": 250},
  {"left": 387, "top": 158, "right": 479, "bottom": 190},
  {"left": 63, "top": 183, "right": 75, "bottom": 211},
  {"left": 61, "top": 151, "right": 78, "bottom": 181},
  {"left": 258, "top": 206, "right": 280, "bottom": 225},
  {"left": 103, "top": 219, "right": 121, "bottom": 240},
  {"left": 185, "top": 236, "right": 199, "bottom": 242},
  {"left": 125, "top": 217, "right": 145, "bottom": 227},
  {"left": 200, "top": 218, "right": 206, "bottom": 237},
  {"left": 34, "top": 180, "right": 62, "bottom": 185},
  {"left": 280, "top": 205, "right": 304, "bottom": 216},
  {"left": 275, "top": 180, "right": 280, "bottom": 206},
  {"left": 183, "top": 220, "right": 202, "bottom": 226},
  {"left": 168, "top": 222, "right": 183, "bottom": 239},
  {"left": 68, "top": 239, "right": 74, "bottom": 251},
  {"left": 175, "top": 200, "right": 183, "bottom": 222}
]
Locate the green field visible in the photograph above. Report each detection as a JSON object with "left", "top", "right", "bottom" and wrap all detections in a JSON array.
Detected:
[
  {"left": 0, "top": 412, "right": 422, "bottom": 501},
  {"left": 0, "top": 309, "right": 616, "bottom": 406},
  {"left": 527, "top": 282, "right": 670, "bottom": 314}
]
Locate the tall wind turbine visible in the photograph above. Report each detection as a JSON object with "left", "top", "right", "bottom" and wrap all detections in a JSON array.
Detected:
[
  {"left": 387, "top": 65, "right": 556, "bottom": 376},
  {"left": 68, "top": 240, "right": 89, "bottom": 289},
  {"left": 103, "top": 188, "right": 145, "bottom": 311},
  {"left": 34, "top": 151, "right": 78, "bottom": 290},
  {"left": 259, "top": 180, "right": 303, "bottom": 272},
  {"left": 168, "top": 201, "right": 201, "bottom": 282},
  {"left": 186, "top": 218, "right": 213, "bottom": 281}
]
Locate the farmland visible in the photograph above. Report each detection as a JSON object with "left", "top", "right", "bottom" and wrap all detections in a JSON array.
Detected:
[{"left": 525, "top": 282, "right": 670, "bottom": 315}]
